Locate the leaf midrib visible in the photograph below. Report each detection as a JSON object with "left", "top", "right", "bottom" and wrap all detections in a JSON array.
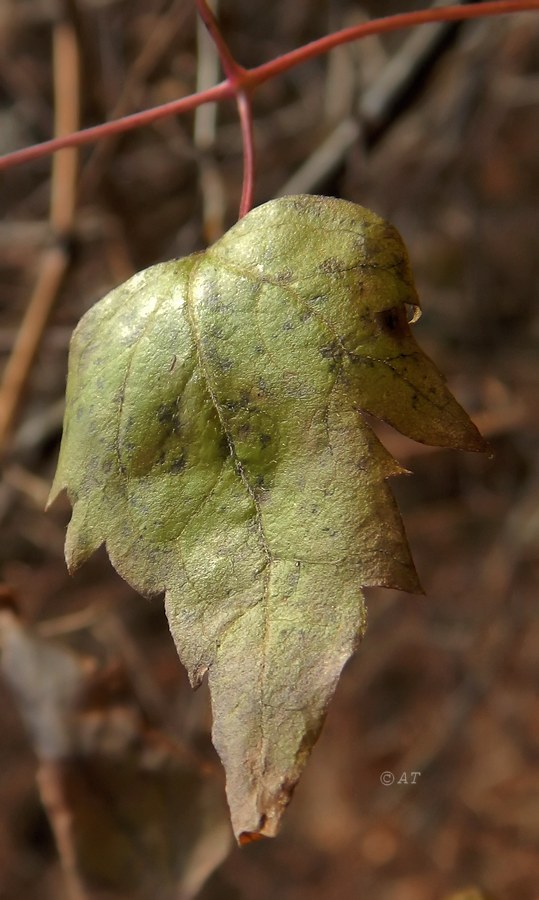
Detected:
[{"left": 186, "top": 257, "right": 273, "bottom": 786}]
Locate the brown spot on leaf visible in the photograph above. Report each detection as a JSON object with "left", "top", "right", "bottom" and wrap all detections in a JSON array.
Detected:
[
  {"left": 237, "top": 423, "right": 251, "bottom": 439},
  {"left": 217, "top": 433, "right": 230, "bottom": 460},
  {"left": 376, "top": 307, "right": 409, "bottom": 337},
  {"left": 318, "top": 256, "right": 342, "bottom": 275},
  {"left": 157, "top": 402, "right": 181, "bottom": 432},
  {"left": 170, "top": 452, "right": 187, "bottom": 473},
  {"left": 274, "top": 269, "right": 293, "bottom": 284}
]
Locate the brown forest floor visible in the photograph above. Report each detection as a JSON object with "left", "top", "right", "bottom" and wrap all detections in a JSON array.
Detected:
[{"left": 0, "top": 2, "right": 538, "bottom": 899}]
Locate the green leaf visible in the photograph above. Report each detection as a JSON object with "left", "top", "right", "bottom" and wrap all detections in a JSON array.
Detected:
[{"left": 50, "top": 195, "right": 485, "bottom": 841}]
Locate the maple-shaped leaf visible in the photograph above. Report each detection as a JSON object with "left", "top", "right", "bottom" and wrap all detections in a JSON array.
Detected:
[{"left": 49, "top": 195, "right": 485, "bottom": 841}]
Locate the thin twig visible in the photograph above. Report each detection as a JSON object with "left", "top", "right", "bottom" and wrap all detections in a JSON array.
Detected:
[{"left": 0, "top": 16, "right": 80, "bottom": 452}]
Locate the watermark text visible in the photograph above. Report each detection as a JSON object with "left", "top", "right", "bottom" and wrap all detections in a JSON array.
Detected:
[{"left": 380, "top": 770, "right": 422, "bottom": 786}]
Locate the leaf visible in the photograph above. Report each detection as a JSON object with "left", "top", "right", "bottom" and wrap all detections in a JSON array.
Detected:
[{"left": 49, "top": 195, "right": 485, "bottom": 841}]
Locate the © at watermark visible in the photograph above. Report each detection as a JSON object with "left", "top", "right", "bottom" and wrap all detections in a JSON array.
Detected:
[{"left": 380, "top": 770, "right": 422, "bottom": 786}]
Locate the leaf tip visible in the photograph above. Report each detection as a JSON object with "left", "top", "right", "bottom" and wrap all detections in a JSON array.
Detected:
[
  {"left": 446, "top": 417, "right": 489, "bottom": 455},
  {"left": 228, "top": 769, "right": 300, "bottom": 844},
  {"left": 64, "top": 518, "right": 104, "bottom": 575},
  {"left": 188, "top": 663, "right": 209, "bottom": 690},
  {"left": 465, "top": 428, "right": 489, "bottom": 454},
  {"left": 238, "top": 829, "right": 266, "bottom": 847},
  {"left": 236, "top": 806, "right": 284, "bottom": 845},
  {"left": 45, "top": 479, "right": 63, "bottom": 512}
]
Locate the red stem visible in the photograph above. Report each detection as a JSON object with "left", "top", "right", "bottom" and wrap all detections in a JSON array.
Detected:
[
  {"left": 0, "top": 1, "right": 537, "bottom": 176},
  {"left": 0, "top": 81, "right": 232, "bottom": 172},
  {"left": 247, "top": 0, "right": 539, "bottom": 86},
  {"left": 195, "top": 0, "right": 255, "bottom": 217},
  {"left": 195, "top": 0, "right": 241, "bottom": 82},
  {"left": 237, "top": 90, "right": 255, "bottom": 217}
]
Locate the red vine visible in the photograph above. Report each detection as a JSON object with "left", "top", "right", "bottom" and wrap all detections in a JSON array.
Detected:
[{"left": 1, "top": 0, "right": 538, "bottom": 219}]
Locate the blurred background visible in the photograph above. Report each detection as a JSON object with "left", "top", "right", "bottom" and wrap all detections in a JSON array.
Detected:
[{"left": 0, "top": 1, "right": 538, "bottom": 898}]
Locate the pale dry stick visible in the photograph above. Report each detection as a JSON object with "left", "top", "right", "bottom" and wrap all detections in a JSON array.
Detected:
[
  {"left": 278, "top": 0, "right": 468, "bottom": 197},
  {"left": 194, "top": 0, "right": 227, "bottom": 242},
  {"left": 2, "top": 463, "right": 51, "bottom": 508},
  {"left": 194, "top": 0, "right": 219, "bottom": 153},
  {"left": 0, "top": 15, "right": 80, "bottom": 453},
  {"left": 323, "top": 8, "right": 357, "bottom": 123},
  {"left": 324, "top": 7, "right": 388, "bottom": 123},
  {"left": 50, "top": 17, "right": 79, "bottom": 235},
  {"left": 361, "top": 0, "right": 468, "bottom": 127},
  {"left": 37, "top": 763, "right": 91, "bottom": 900},
  {"left": 37, "top": 603, "right": 109, "bottom": 639}
]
